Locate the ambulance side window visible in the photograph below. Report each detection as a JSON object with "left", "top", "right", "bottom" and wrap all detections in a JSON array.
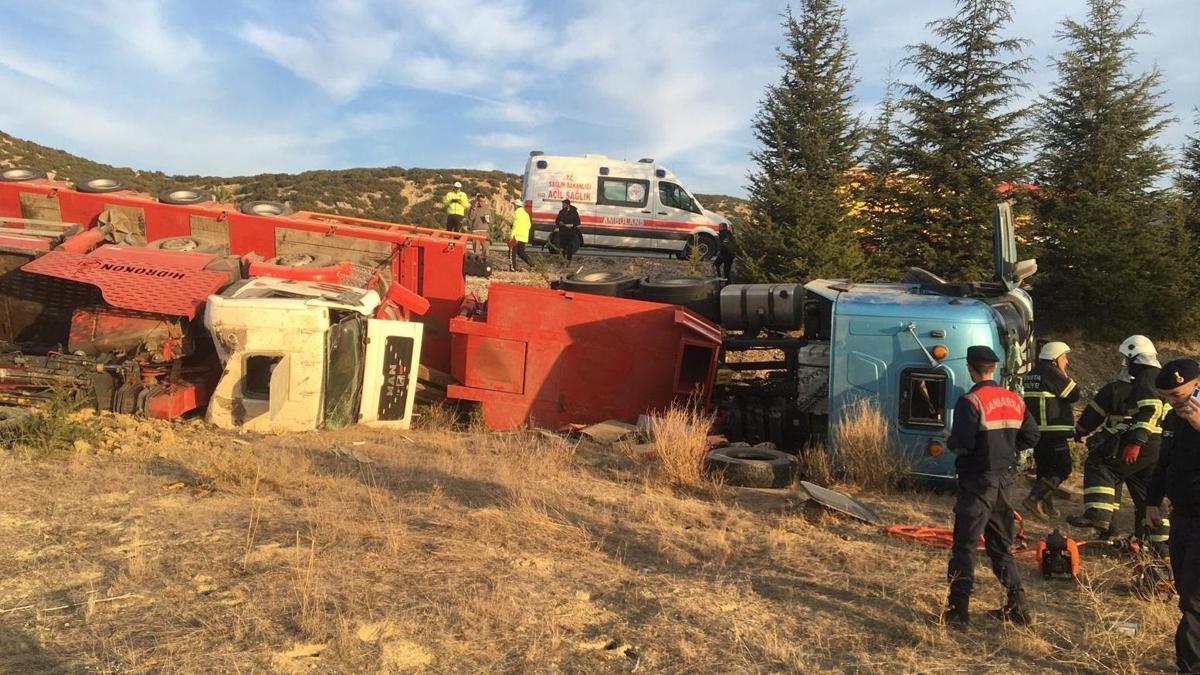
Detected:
[
  {"left": 899, "top": 368, "right": 947, "bottom": 428},
  {"left": 659, "top": 182, "right": 699, "bottom": 213},
  {"left": 597, "top": 178, "right": 649, "bottom": 207}
]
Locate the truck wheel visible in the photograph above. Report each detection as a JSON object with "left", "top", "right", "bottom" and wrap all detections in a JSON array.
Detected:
[
  {"left": 464, "top": 252, "right": 492, "bottom": 278},
  {"left": 76, "top": 177, "right": 126, "bottom": 193},
  {"left": 147, "top": 236, "right": 226, "bottom": 254},
  {"left": 240, "top": 201, "right": 293, "bottom": 217},
  {"left": 559, "top": 271, "right": 640, "bottom": 297},
  {"left": 679, "top": 233, "right": 717, "bottom": 260},
  {"left": 266, "top": 253, "right": 336, "bottom": 268},
  {"left": 158, "top": 188, "right": 212, "bottom": 205},
  {"left": 704, "top": 445, "right": 798, "bottom": 488},
  {"left": 0, "top": 168, "right": 46, "bottom": 182},
  {"left": 638, "top": 276, "right": 717, "bottom": 303}
]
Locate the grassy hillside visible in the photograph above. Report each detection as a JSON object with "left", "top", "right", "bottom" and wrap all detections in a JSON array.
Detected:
[{"left": 0, "top": 132, "right": 748, "bottom": 229}]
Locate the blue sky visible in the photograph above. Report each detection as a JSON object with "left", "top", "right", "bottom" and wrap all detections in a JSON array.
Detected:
[{"left": 0, "top": 0, "right": 1196, "bottom": 197}]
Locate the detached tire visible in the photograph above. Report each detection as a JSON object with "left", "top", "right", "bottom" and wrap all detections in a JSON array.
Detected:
[
  {"left": 639, "top": 276, "right": 718, "bottom": 303},
  {"left": 704, "top": 445, "right": 798, "bottom": 488},
  {"left": 76, "top": 177, "right": 125, "bottom": 193},
  {"left": 240, "top": 201, "right": 293, "bottom": 217},
  {"left": 267, "top": 253, "right": 336, "bottom": 268},
  {"left": 1, "top": 168, "right": 46, "bottom": 182},
  {"left": 158, "top": 188, "right": 212, "bottom": 205},
  {"left": 559, "top": 271, "right": 640, "bottom": 297}
]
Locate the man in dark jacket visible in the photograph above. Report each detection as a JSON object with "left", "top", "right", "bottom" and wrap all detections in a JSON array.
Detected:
[
  {"left": 713, "top": 222, "right": 736, "bottom": 279},
  {"left": 1022, "top": 341, "right": 1080, "bottom": 518},
  {"left": 1069, "top": 336, "right": 1168, "bottom": 544},
  {"left": 942, "top": 345, "right": 1041, "bottom": 628},
  {"left": 1149, "top": 358, "right": 1200, "bottom": 674},
  {"left": 552, "top": 199, "right": 582, "bottom": 261}
]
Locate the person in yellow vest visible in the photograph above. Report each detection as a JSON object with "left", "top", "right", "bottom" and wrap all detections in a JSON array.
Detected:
[
  {"left": 508, "top": 198, "right": 533, "bottom": 271},
  {"left": 443, "top": 181, "right": 469, "bottom": 232}
]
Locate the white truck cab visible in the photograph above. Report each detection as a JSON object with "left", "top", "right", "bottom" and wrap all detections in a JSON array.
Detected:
[
  {"left": 521, "top": 152, "right": 729, "bottom": 259},
  {"left": 204, "top": 278, "right": 423, "bottom": 433}
]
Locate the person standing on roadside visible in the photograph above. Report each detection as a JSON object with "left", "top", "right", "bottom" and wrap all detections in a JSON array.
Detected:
[
  {"left": 466, "top": 193, "right": 491, "bottom": 233},
  {"left": 508, "top": 198, "right": 534, "bottom": 271},
  {"left": 553, "top": 199, "right": 582, "bottom": 261},
  {"left": 1149, "top": 358, "right": 1200, "bottom": 674},
  {"left": 941, "top": 345, "right": 1040, "bottom": 629},
  {"left": 714, "top": 222, "right": 736, "bottom": 280},
  {"left": 443, "top": 181, "right": 469, "bottom": 232}
]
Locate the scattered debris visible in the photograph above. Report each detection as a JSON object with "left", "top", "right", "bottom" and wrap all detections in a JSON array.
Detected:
[
  {"left": 331, "top": 444, "right": 376, "bottom": 465},
  {"left": 1106, "top": 620, "right": 1138, "bottom": 636},
  {"left": 798, "top": 481, "right": 881, "bottom": 525},
  {"left": 578, "top": 420, "right": 641, "bottom": 445}
]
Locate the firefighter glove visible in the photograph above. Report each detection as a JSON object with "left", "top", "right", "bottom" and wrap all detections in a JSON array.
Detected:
[{"left": 1121, "top": 443, "right": 1141, "bottom": 464}]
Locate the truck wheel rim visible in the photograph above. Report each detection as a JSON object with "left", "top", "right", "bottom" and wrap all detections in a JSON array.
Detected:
[{"left": 2, "top": 169, "right": 36, "bottom": 180}]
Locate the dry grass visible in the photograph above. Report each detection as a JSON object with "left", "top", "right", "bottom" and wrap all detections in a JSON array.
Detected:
[
  {"left": 831, "top": 398, "right": 903, "bottom": 491},
  {"left": 645, "top": 403, "right": 714, "bottom": 487},
  {"left": 0, "top": 413, "right": 1180, "bottom": 673}
]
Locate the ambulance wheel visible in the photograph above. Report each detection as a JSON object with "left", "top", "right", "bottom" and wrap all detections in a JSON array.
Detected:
[
  {"left": 266, "top": 253, "right": 336, "bottom": 268},
  {"left": 680, "top": 233, "right": 717, "bottom": 260},
  {"left": 0, "top": 168, "right": 46, "bottom": 182},
  {"left": 75, "top": 177, "right": 126, "bottom": 193},
  {"left": 240, "top": 200, "right": 293, "bottom": 217},
  {"left": 704, "top": 446, "right": 798, "bottom": 488},
  {"left": 559, "top": 271, "right": 639, "bottom": 297},
  {"left": 158, "top": 188, "right": 212, "bottom": 205}
]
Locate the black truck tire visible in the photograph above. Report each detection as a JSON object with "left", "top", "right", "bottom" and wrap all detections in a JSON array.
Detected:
[
  {"left": 0, "top": 168, "right": 46, "bottom": 182},
  {"left": 158, "top": 188, "right": 212, "bottom": 205},
  {"left": 76, "top": 177, "right": 126, "bottom": 193},
  {"left": 559, "top": 271, "right": 640, "bottom": 297},
  {"left": 704, "top": 446, "right": 798, "bottom": 488},
  {"left": 638, "top": 276, "right": 717, "bottom": 303},
  {"left": 240, "top": 201, "right": 293, "bottom": 217},
  {"left": 266, "top": 253, "right": 336, "bottom": 268}
]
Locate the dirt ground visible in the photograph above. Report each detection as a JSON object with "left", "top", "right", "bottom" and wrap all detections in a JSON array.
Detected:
[{"left": 0, "top": 257, "right": 1192, "bottom": 674}]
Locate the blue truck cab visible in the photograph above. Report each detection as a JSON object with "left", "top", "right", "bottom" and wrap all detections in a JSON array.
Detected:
[{"left": 715, "top": 203, "right": 1036, "bottom": 480}]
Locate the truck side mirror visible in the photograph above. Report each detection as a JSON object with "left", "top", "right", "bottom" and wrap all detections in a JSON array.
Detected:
[{"left": 1013, "top": 258, "right": 1037, "bottom": 286}]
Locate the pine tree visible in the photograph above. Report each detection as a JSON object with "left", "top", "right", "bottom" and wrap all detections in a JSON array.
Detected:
[
  {"left": 1033, "top": 0, "right": 1193, "bottom": 336},
  {"left": 858, "top": 76, "right": 906, "bottom": 278},
  {"left": 740, "top": 0, "right": 865, "bottom": 283},
  {"left": 1179, "top": 112, "right": 1200, "bottom": 241},
  {"left": 891, "top": 0, "right": 1031, "bottom": 281}
]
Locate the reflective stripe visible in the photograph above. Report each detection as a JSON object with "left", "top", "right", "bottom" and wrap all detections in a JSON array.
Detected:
[
  {"left": 1089, "top": 401, "right": 1107, "bottom": 415},
  {"left": 1084, "top": 502, "right": 1117, "bottom": 511},
  {"left": 1147, "top": 535, "right": 1170, "bottom": 542},
  {"left": 1040, "top": 424, "right": 1075, "bottom": 432},
  {"left": 1026, "top": 391, "right": 1057, "bottom": 398},
  {"left": 1162, "top": 519, "right": 1171, "bottom": 528},
  {"left": 1061, "top": 380, "right": 1077, "bottom": 397},
  {"left": 1084, "top": 486, "right": 1117, "bottom": 496},
  {"left": 979, "top": 419, "right": 1025, "bottom": 430}
]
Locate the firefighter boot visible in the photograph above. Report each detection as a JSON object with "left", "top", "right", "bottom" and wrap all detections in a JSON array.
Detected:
[
  {"left": 1022, "top": 480, "right": 1052, "bottom": 521},
  {"left": 989, "top": 588, "right": 1034, "bottom": 626},
  {"left": 1042, "top": 478, "right": 1063, "bottom": 519},
  {"left": 939, "top": 593, "right": 970, "bottom": 630},
  {"left": 1067, "top": 510, "right": 1112, "bottom": 534}
]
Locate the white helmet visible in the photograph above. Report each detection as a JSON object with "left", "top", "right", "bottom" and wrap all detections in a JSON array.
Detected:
[
  {"left": 1039, "top": 341, "right": 1070, "bottom": 361},
  {"left": 1119, "top": 335, "right": 1156, "bottom": 360},
  {"left": 454, "top": 181, "right": 462, "bottom": 188}
]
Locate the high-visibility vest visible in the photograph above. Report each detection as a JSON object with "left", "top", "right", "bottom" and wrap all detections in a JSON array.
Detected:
[
  {"left": 510, "top": 208, "right": 531, "bottom": 243},
  {"left": 444, "top": 190, "right": 469, "bottom": 216}
]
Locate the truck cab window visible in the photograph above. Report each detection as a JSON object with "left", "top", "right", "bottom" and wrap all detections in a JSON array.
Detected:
[
  {"left": 899, "top": 368, "right": 947, "bottom": 428},
  {"left": 597, "top": 177, "right": 649, "bottom": 207},
  {"left": 244, "top": 355, "right": 282, "bottom": 400},
  {"left": 658, "top": 182, "right": 698, "bottom": 213}
]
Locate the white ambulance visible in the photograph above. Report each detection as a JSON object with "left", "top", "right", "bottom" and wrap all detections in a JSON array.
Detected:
[{"left": 520, "top": 152, "right": 730, "bottom": 259}]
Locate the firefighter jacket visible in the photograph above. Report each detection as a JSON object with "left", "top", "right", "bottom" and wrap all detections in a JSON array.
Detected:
[
  {"left": 1123, "top": 364, "right": 1167, "bottom": 451},
  {"left": 1149, "top": 411, "right": 1200, "bottom": 515},
  {"left": 948, "top": 381, "right": 1041, "bottom": 475},
  {"left": 443, "top": 190, "right": 469, "bottom": 216},
  {"left": 1022, "top": 359, "right": 1080, "bottom": 440},
  {"left": 1077, "top": 379, "right": 1133, "bottom": 441},
  {"left": 510, "top": 207, "right": 531, "bottom": 243}
]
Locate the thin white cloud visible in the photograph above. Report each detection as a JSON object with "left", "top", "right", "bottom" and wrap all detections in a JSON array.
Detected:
[
  {"left": 472, "top": 132, "right": 536, "bottom": 150},
  {"left": 393, "top": 0, "right": 549, "bottom": 61},
  {"left": 59, "top": 0, "right": 208, "bottom": 76},
  {"left": 239, "top": 0, "right": 400, "bottom": 101},
  {"left": 467, "top": 100, "right": 550, "bottom": 127},
  {"left": 0, "top": 48, "right": 76, "bottom": 89}
]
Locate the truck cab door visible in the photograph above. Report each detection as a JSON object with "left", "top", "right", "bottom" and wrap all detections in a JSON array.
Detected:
[
  {"left": 358, "top": 319, "right": 423, "bottom": 428},
  {"left": 993, "top": 201, "right": 1018, "bottom": 288}
]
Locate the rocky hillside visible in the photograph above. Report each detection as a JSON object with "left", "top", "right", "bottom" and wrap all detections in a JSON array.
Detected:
[{"left": 0, "top": 132, "right": 748, "bottom": 229}]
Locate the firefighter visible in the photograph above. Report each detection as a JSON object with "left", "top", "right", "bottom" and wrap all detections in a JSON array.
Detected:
[
  {"left": 1149, "top": 358, "right": 1200, "bottom": 674},
  {"left": 443, "top": 181, "right": 469, "bottom": 232},
  {"left": 941, "top": 345, "right": 1040, "bottom": 628},
  {"left": 1022, "top": 341, "right": 1080, "bottom": 519},
  {"left": 508, "top": 198, "right": 533, "bottom": 271},
  {"left": 1068, "top": 336, "right": 1170, "bottom": 548}
]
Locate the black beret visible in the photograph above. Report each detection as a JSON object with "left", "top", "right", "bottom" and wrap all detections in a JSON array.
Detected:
[
  {"left": 1156, "top": 358, "right": 1200, "bottom": 389},
  {"left": 967, "top": 345, "right": 1000, "bottom": 363}
]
